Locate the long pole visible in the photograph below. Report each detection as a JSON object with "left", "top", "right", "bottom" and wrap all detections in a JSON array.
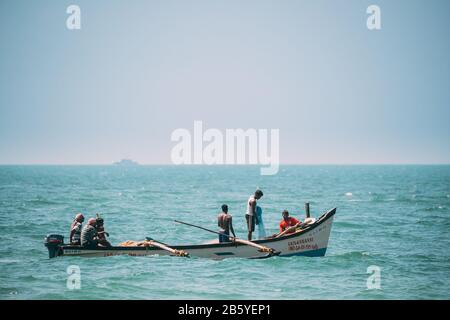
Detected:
[
  {"left": 174, "top": 220, "right": 277, "bottom": 254},
  {"left": 147, "top": 239, "right": 190, "bottom": 257},
  {"left": 305, "top": 202, "right": 311, "bottom": 218}
]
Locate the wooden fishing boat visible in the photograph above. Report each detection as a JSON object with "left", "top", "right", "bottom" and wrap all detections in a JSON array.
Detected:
[{"left": 45, "top": 208, "right": 336, "bottom": 259}]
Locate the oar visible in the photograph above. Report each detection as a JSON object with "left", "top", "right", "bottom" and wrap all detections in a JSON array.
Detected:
[
  {"left": 275, "top": 223, "right": 302, "bottom": 238},
  {"left": 174, "top": 220, "right": 278, "bottom": 255},
  {"left": 144, "top": 237, "right": 190, "bottom": 258}
]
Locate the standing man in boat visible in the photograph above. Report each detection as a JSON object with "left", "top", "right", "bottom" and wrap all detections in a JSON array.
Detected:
[
  {"left": 80, "top": 218, "right": 99, "bottom": 248},
  {"left": 69, "top": 213, "right": 84, "bottom": 245},
  {"left": 217, "top": 204, "right": 236, "bottom": 243},
  {"left": 245, "top": 189, "right": 263, "bottom": 241}
]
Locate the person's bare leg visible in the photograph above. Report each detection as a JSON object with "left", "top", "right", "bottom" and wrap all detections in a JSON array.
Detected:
[{"left": 248, "top": 231, "right": 252, "bottom": 241}]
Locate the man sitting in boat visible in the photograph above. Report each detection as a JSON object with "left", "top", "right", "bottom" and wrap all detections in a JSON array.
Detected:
[
  {"left": 80, "top": 218, "right": 100, "bottom": 248},
  {"left": 246, "top": 189, "right": 263, "bottom": 240},
  {"left": 279, "top": 210, "right": 302, "bottom": 235},
  {"left": 217, "top": 204, "right": 236, "bottom": 243},
  {"left": 95, "top": 215, "right": 112, "bottom": 247},
  {"left": 69, "top": 213, "right": 84, "bottom": 245}
]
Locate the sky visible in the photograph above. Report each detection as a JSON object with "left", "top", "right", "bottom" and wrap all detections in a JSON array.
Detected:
[{"left": 0, "top": 0, "right": 449, "bottom": 164}]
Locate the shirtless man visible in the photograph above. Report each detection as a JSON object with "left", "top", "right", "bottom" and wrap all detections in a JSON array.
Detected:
[{"left": 217, "top": 204, "right": 236, "bottom": 243}]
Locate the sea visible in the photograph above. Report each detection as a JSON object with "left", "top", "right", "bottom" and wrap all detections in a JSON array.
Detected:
[{"left": 0, "top": 165, "right": 449, "bottom": 300}]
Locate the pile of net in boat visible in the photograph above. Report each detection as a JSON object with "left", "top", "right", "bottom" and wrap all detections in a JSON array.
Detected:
[
  {"left": 118, "top": 239, "right": 190, "bottom": 257},
  {"left": 119, "top": 240, "right": 153, "bottom": 247}
]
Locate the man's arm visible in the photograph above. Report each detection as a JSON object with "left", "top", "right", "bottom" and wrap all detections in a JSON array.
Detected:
[
  {"left": 292, "top": 218, "right": 305, "bottom": 229},
  {"left": 89, "top": 228, "right": 98, "bottom": 241},
  {"left": 251, "top": 199, "right": 256, "bottom": 215},
  {"left": 250, "top": 199, "right": 258, "bottom": 224}
]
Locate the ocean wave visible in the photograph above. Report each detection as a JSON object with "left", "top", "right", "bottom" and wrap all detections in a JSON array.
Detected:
[
  {"left": 327, "top": 251, "right": 373, "bottom": 260},
  {"left": 0, "top": 287, "right": 19, "bottom": 295},
  {"left": 334, "top": 221, "right": 362, "bottom": 228},
  {"left": 0, "top": 258, "right": 21, "bottom": 264},
  {"left": 423, "top": 205, "right": 448, "bottom": 212},
  {"left": 25, "top": 197, "right": 60, "bottom": 206},
  {"left": 415, "top": 217, "right": 450, "bottom": 225}
]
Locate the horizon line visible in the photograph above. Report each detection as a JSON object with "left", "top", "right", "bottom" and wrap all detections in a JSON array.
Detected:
[{"left": 0, "top": 163, "right": 449, "bottom": 166}]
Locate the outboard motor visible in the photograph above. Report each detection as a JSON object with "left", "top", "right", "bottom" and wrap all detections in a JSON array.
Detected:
[{"left": 44, "top": 234, "right": 64, "bottom": 258}]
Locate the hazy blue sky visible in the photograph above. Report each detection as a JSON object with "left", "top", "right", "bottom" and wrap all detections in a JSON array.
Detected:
[{"left": 0, "top": 0, "right": 449, "bottom": 164}]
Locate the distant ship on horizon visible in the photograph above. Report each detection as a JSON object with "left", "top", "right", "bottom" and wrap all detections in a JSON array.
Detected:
[{"left": 113, "top": 159, "right": 139, "bottom": 166}]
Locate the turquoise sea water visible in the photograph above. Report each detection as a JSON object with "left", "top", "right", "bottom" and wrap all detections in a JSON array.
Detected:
[{"left": 0, "top": 165, "right": 449, "bottom": 300}]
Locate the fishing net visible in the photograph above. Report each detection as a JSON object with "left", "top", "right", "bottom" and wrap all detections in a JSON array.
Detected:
[{"left": 256, "top": 206, "right": 267, "bottom": 239}]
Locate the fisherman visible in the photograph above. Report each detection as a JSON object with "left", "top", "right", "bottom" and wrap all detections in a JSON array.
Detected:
[
  {"left": 279, "top": 210, "right": 302, "bottom": 235},
  {"left": 217, "top": 204, "right": 236, "bottom": 243},
  {"left": 69, "top": 213, "right": 84, "bottom": 245},
  {"left": 80, "top": 218, "right": 99, "bottom": 248},
  {"left": 95, "top": 215, "right": 112, "bottom": 247},
  {"left": 245, "top": 189, "right": 263, "bottom": 241}
]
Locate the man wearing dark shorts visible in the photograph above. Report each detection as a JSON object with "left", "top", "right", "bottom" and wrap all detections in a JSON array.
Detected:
[
  {"left": 217, "top": 204, "right": 236, "bottom": 243},
  {"left": 245, "top": 214, "right": 255, "bottom": 234}
]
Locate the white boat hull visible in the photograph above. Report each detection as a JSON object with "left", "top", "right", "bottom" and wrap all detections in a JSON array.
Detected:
[{"left": 51, "top": 208, "right": 336, "bottom": 260}]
